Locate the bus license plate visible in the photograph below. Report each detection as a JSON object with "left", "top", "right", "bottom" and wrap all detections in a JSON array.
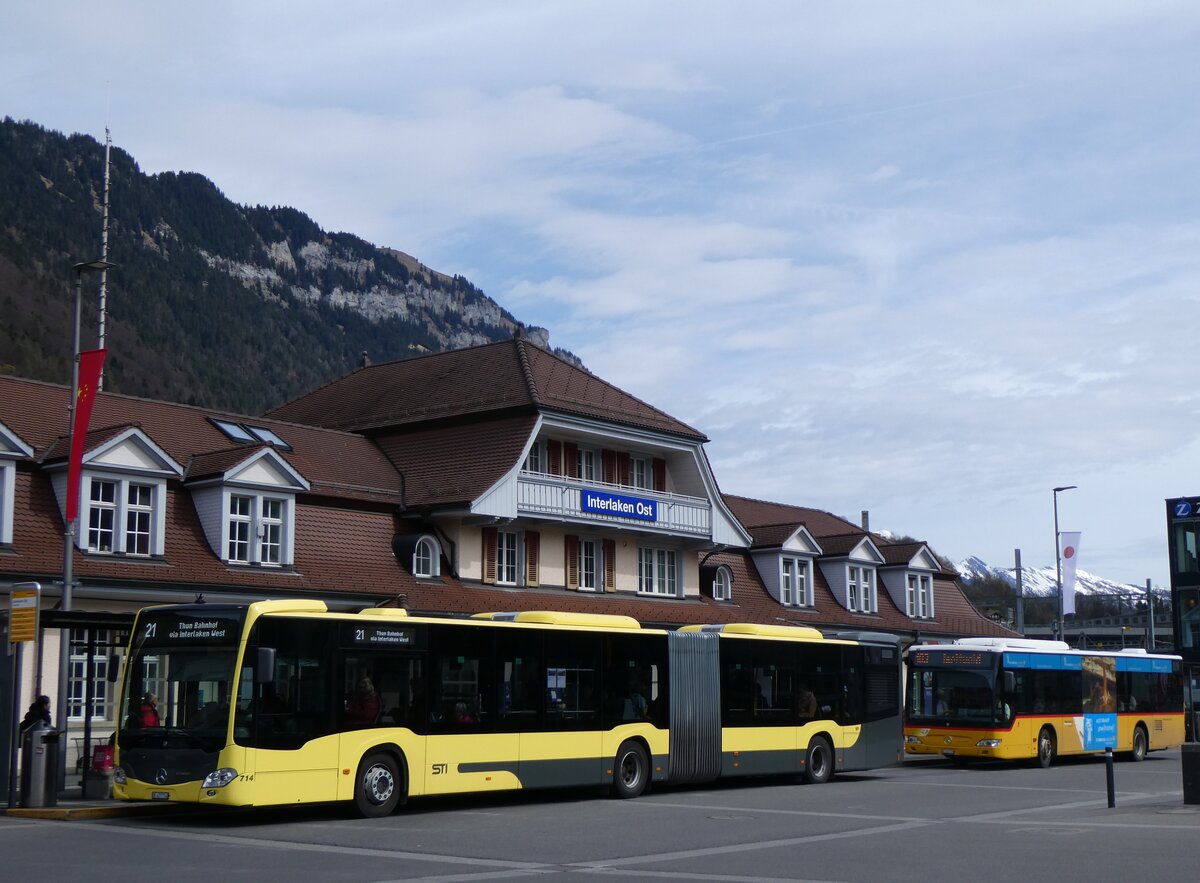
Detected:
[
  {"left": 151, "top": 791, "right": 170, "bottom": 801},
  {"left": 942, "top": 749, "right": 955, "bottom": 757}
]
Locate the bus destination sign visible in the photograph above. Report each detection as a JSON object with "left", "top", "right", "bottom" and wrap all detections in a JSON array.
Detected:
[
  {"left": 348, "top": 624, "right": 421, "bottom": 648},
  {"left": 138, "top": 611, "right": 243, "bottom": 646},
  {"left": 911, "top": 649, "right": 988, "bottom": 668}
]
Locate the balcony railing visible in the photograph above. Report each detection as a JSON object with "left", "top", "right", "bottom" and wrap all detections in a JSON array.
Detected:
[{"left": 517, "top": 471, "right": 711, "bottom": 536}]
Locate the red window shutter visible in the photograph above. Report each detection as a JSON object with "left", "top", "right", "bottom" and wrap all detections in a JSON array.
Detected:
[
  {"left": 548, "top": 440, "right": 562, "bottom": 475},
  {"left": 525, "top": 531, "right": 540, "bottom": 587},
  {"left": 565, "top": 535, "right": 580, "bottom": 590},
  {"left": 601, "top": 449, "right": 616, "bottom": 484},
  {"left": 482, "top": 526, "right": 498, "bottom": 585},
  {"left": 616, "top": 452, "right": 631, "bottom": 486},
  {"left": 652, "top": 458, "right": 666, "bottom": 492},
  {"left": 564, "top": 442, "right": 579, "bottom": 478},
  {"left": 603, "top": 539, "right": 616, "bottom": 592}
]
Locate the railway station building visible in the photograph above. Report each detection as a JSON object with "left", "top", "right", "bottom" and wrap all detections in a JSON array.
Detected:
[{"left": 1, "top": 338, "right": 1010, "bottom": 771}]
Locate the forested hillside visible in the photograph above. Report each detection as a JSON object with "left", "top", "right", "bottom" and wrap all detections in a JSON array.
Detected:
[{"left": 0, "top": 118, "right": 564, "bottom": 414}]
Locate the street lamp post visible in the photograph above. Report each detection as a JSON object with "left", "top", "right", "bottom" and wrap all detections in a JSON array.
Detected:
[
  {"left": 56, "top": 260, "right": 113, "bottom": 791},
  {"left": 1053, "top": 485, "right": 1077, "bottom": 643}
]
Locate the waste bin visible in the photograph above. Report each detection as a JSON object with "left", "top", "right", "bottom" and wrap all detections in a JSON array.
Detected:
[
  {"left": 19, "top": 722, "right": 59, "bottom": 808},
  {"left": 1184, "top": 743, "right": 1200, "bottom": 805}
]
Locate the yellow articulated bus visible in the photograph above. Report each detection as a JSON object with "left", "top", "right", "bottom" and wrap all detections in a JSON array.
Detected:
[
  {"left": 113, "top": 599, "right": 902, "bottom": 816},
  {"left": 904, "top": 637, "right": 1185, "bottom": 766}
]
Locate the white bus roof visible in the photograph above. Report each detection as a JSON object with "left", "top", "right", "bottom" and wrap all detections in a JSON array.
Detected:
[{"left": 907, "top": 636, "right": 1180, "bottom": 661}]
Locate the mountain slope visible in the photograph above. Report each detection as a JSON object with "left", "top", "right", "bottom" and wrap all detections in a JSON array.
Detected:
[
  {"left": 957, "top": 555, "right": 1150, "bottom": 598},
  {"left": 0, "top": 117, "right": 571, "bottom": 415}
]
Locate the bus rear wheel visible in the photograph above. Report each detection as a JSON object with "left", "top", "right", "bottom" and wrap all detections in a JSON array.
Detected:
[
  {"left": 354, "top": 752, "right": 402, "bottom": 818},
  {"left": 1037, "top": 728, "right": 1056, "bottom": 769},
  {"left": 612, "top": 740, "right": 649, "bottom": 799},
  {"left": 1128, "top": 725, "right": 1148, "bottom": 762},
  {"left": 803, "top": 736, "right": 834, "bottom": 784}
]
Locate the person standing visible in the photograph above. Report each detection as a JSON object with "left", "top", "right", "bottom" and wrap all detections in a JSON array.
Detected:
[{"left": 22, "top": 694, "right": 51, "bottom": 730}]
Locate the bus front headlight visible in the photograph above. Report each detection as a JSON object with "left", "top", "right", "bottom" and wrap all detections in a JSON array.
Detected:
[
  {"left": 905, "top": 735, "right": 923, "bottom": 744},
  {"left": 975, "top": 739, "right": 1002, "bottom": 748},
  {"left": 202, "top": 768, "right": 239, "bottom": 788}
]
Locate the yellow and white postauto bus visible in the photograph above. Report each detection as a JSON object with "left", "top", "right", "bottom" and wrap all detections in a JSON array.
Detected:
[
  {"left": 904, "top": 638, "right": 1185, "bottom": 766},
  {"left": 113, "top": 599, "right": 902, "bottom": 816}
]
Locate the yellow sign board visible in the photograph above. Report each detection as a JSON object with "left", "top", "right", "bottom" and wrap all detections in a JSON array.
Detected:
[{"left": 9, "top": 587, "right": 39, "bottom": 643}]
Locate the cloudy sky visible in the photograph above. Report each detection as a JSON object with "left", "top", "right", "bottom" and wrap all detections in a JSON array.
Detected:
[{"left": 5, "top": 2, "right": 1199, "bottom": 588}]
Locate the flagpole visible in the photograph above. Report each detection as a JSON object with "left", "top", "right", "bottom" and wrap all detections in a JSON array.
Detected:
[
  {"left": 1053, "top": 485, "right": 1077, "bottom": 643},
  {"left": 56, "top": 260, "right": 112, "bottom": 792}
]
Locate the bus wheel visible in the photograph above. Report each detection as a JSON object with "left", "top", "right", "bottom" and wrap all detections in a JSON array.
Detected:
[
  {"left": 612, "top": 740, "right": 649, "bottom": 799},
  {"left": 1037, "top": 728, "right": 1056, "bottom": 769},
  {"left": 804, "top": 736, "right": 834, "bottom": 784},
  {"left": 1128, "top": 725, "right": 1148, "bottom": 762},
  {"left": 355, "top": 752, "right": 402, "bottom": 818}
]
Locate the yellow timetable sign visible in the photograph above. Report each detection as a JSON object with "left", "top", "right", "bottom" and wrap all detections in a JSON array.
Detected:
[{"left": 9, "top": 588, "right": 39, "bottom": 643}]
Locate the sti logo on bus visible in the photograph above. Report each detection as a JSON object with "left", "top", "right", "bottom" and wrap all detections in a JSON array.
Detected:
[
  {"left": 431, "top": 763, "right": 448, "bottom": 775},
  {"left": 581, "top": 489, "right": 657, "bottom": 522}
]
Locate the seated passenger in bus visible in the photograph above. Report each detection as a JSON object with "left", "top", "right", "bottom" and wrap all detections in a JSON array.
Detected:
[
  {"left": 345, "top": 677, "right": 381, "bottom": 725},
  {"left": 797, "top": 686, "right": 817, "bottom": 719}
]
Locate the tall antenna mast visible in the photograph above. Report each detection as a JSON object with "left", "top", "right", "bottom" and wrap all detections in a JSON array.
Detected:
[{"left": 97, "top": 126, "right": 112, "bottom": 389}]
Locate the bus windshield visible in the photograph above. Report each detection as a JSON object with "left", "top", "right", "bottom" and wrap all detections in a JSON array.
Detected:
[
  {"left": 908, "top": 658, "right": 1008, "bottom": 725},
  {"left": 119, "top": 607, "right": 246, "bottom": 756}
]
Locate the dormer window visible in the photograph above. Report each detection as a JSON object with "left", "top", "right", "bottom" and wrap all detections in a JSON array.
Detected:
[
  {"left": 52, "top": 428, "right": 182, "bottom": 559},
  {"left": 781, "top": 557, "right": 813, "bottom": 607},
  {"left": 0, "top": 421, "right": 32, "bottom": 546},
  {"left": 187, "top": 447, "right": 308, "bottom": 569},
  {"left": 848, "top": 565, "right": 876, "bottom": 613},
  {"left": 712, "top": 565, "right": 733, "bottom": 601},
  {"left": 226, "top": 493, "right": 289, "bottom": 566},
  {"left": 85, "top": 477, "right": 158, "bottom": 556},
  {"left": 414, "top": 536, "right": 441, "bottom": 578},
  {"left": 907, "top": 573, "right": 934, "bottom": 618}
]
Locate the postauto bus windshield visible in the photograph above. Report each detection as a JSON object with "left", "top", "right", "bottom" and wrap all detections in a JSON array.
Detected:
[
  {"left": 116, "top": 606, "right": 246, "bottom": 787},
  {"left": 907, "top": 647, "right": 1009, "bottom": 725}
]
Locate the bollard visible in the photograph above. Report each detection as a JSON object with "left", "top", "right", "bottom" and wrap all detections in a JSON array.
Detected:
[{"left": 1105, "top": 746, "right": 1115, "bottom": 808}]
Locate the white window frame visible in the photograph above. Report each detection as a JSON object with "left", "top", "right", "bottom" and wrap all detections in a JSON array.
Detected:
[
  {"left": 67, "top": 629, "right": 114, "bottom": 722},
  {"left": 638, "top": 547, "right": 678, "bottom": 597},
  {"left": 631, "top": 457, "right": 650, "bottom": 490},
  {"left": 82, "top": 474, "right": 163, "bottom": 557},
  {"left": 224, "top": 491, "right": 291, "bottom": 567},
  {"left": 580, "top": 538, "right": 599, "bottom": 591},
  {"left": 713, "top": 566, "right": 732, "bottom": 601},
  {"left": 578, "top": 447, "right": 598, "bottom": 482},
  {"left": 781, "top": 558, "right": 795, "bottom": 605},
  {"left": 414, "top": 536, "right": 441, "bottom": 578},
  {"left": 525, "top": 440, "right": 544, "bottom": 474},
  {"left": 88, "top": 478, "right": 116, "bottom": 553},
  {"left": 848, "top": 565, "right": 875, "bottom": 613},
  {"left": 497, "top": 530, "right": 519, "bottom": 586},
  {"left": 0, "top": 460, "right": 16, "bottom": 545},
  {"left": 259, "top": 497, "right": 283, "bottom": 565},
  {"left": 906, "top": 574, "right": 918, "bottom": 616},
  {"left": 919, "top": 574, "right": 933, "bottom": 618}
]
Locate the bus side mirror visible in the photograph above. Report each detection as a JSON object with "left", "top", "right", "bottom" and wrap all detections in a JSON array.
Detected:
[
  {"left": 1003, "top": 672, "right": 1015, "bottom": 693},
  {"left": 107, "top": 654, "right": 120, "bottom": 683},
  {"left": 256, "top": 647, "right": 276, "bottom": 683}
]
